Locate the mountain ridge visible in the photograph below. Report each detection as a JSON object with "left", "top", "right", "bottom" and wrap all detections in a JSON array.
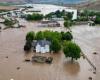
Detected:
[
  {"left": 0, "top": 0, "right": 23, "bottom": 2},
  {"left": 0, "top": 0, "right": 89, "bottom": 4}
]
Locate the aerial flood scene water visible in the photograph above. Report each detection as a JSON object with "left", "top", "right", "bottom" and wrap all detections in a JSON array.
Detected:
[{"left": 0, "top": 1, "right": 100, "bottom": 80}]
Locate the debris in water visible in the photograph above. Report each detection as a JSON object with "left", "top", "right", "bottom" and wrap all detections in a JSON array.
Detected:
[
  {"left": 93, "top": 71, "right": 96, "bottom": 74},
  {"left": 17, "top": 67, "right": 20, "bottom": 70},
  {"left": 25, "top": 59, "right": 30, "bottom": 62},
  {"left": 89, "top": 77, "right": 92, "bottom": 80},
  {"left": 83, "top": 56, "right": 85, "bottom": 59},
  {"left": 93, "top": 52, "right": 98, "bottom": 55},
  {"left": 6, "top": 56, "right": 8, "bottom": 58}
]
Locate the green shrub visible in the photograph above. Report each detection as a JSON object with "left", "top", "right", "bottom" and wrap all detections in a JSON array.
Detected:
[
  {"left": 77, "top": 16, "right": 88, "bottom": 21},
  {"left": 26, "top": 13, "right": 43, "bottom": 21},
  {"left": 45, "top": 10, "right": 73, "bottom": 20},
  {"left": 64, "top": 20, "right": 72, "bottom": 28},
  {"left": 24, "top": 41, "right": 32, "bottom": 52},
  {"left": 61, "top": 32, "right": 73, "bottom": 41},
  {"left": 4, "top": 19, "right": 15, "bottom": 27},
  {"left": 50, "top": 39, "right": 61, "bottom": 53},
  {"left": 43, "top": 30, "right": 53, "bottom": 40},
  {"left": 35, "top": 31, "right": 44, "bottom": 40},
  {"left": 26, "top": 31, "right": 35, "bottom": 42},
  {"left": 64, "top": 12, "right": 73, "bottom": 20},
  {"left": 95, "top": 16, "right": 100, "bottom": 24}
]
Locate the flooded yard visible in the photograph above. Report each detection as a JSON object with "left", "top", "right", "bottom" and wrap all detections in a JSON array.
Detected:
[{"left": 0, "top": 19, "right": 98, "bottom": 80}]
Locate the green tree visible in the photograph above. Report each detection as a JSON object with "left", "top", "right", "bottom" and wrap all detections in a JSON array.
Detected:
[
  {"left": 4, "top": 19, "right": 15, "bottom": 27},
  {"left": 52, "top": 31, "right": 62, "bottom": 41},
  {"left": 63, "top": 42, "right": 81, "bottom": 62},
  {"left": 26, "top": 14, "right": 33, "bottom": 20},
  {"left": 95, "top": 16, "right": 100, "bottom": 24},
  {"left": 66, "top": 12, "right": 73, "bottom": 20},
  {"left": 61, "top": 32, "right": 73, "bottom": 41},
  {"left": 24, "top": 41, "right": 32, "bottom": 52},
  {"left": 26, "top": 31, "right": 35, "bottom": 42},
  {"left": 55, "top": 10, "right": 62, "bottom": 18},
  {"left": 45, "top": 12, "right": 54, "bottom": 19},
  {"left": 43, "top": 31, "right": 62, "bottom": 41},
  {"left": 35, "top": 31, "right": 44, "bottom": 40},
  {"left": 89, "top": 11, "right": 96, "bottom": 16},
  {"left": 50, "top": 39, "right": 61, "bottom": 53},
  {"left": 26, "top": 13, "right": 43, "bottom": 21},
  {"left": 64, "top": 20, "right": 72, "bottom": 29},
  {"left": 43, "top": 30, "right": 52, "bottom": 41},
  {"left": 62, "top": 10, "right": 66, "bottom": 16},
  {"left": 64, "top": 16, "right": 69, "bottom": 21}
]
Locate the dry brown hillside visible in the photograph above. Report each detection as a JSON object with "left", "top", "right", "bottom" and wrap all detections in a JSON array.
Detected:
[
  {"left": 76, "top": 0, "right": 100, "bottom": 11},
  {"left": 0, "top": 6, "right": 17, "bottom": 10},
  {"left": 0, "top": 0, "right": 100, "bottom": 11},
  {"left": 0, "top": 0, "right": 23, "bottom": 2}
]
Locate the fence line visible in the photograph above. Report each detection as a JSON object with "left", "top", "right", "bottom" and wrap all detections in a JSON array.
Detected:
[{"left": 81, "top": 51, "right": 96, "bottom": 71}]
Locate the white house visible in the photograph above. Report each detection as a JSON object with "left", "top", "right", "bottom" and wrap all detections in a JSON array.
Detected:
[{"left": 32, "top": 40, "right": 51, "bottom": 53}]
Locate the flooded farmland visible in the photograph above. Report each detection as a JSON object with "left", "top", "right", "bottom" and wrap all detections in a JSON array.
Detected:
[{"left": 0, "top": 19, "right": 98, "bottom": 80}]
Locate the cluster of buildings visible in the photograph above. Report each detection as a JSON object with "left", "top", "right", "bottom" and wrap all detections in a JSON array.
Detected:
[
  {"left": 0, "top": 5, "right": 41, "bottom": 21},
  {"left": 0, "top": 4, "right": 77, "bottom": 20}
]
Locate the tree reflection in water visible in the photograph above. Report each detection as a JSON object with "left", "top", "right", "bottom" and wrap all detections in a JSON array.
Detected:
[{"left": 63, "top": 60, "right": 80, "bottom": 76}]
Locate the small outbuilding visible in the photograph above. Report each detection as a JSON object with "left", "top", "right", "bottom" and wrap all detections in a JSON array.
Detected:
[{"left": 38, "top": 20, "right": 60, "bottom": 27}]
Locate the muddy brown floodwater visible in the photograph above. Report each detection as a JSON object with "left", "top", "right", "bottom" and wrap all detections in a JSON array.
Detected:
[{"left": 0, "top": 19, "right": 98, "bottom": 80}]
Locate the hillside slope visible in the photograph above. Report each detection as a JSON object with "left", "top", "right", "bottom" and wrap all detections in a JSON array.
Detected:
[
  {"left": 76, "top": 0, "right": 100, "bottom": 11},
  {"left": 0, "top": 0, "right": 23, "bottom": 3},
  {"left": 0, "top": 0, "right": 100, "bottom": 11}
]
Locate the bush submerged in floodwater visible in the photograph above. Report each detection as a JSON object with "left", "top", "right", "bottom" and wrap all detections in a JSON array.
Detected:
[
  {"left": 24, "top": 41, "right": 32, "bottom": 52},
  {"left": 26, "top": 13, "right": 43, "bottom": 21},
  {"left": 50, "top": 39, "right": 61, "bottom": 53},
  {"left": 61, "top": 31, "right": 73, "bottom": 41},
  {"left": 4, "top": 19, "right": 15, "bottom": 27},
  {"left": 26, "top": 31, "right": 35, "bottom": 42}
]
